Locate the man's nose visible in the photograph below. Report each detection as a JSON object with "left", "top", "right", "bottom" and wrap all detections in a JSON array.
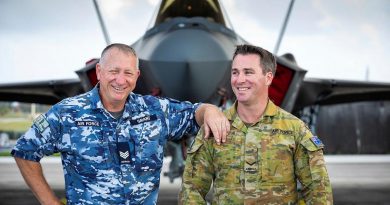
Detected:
[
  {"left": 115, "top": 73, "right": 126, "bottom": 84},
  {"left": 237, "top": 73, "right": 245, "bottom": 83}
]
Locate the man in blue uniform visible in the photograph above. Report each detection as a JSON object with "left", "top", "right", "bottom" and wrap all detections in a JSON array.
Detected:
[{"left": 11, "top": 43, "right": 230, "bottom": 205}]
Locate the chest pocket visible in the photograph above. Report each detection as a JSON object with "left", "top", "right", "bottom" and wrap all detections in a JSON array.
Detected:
[
  {"left": 67, "top": 120, "right": 110, "bottom": 176},
  {"left": 260, "top": 134, "right": 295, "bottom": 184},
  {"left": 214, "top": 133, "right": 243, "bottom": 187},
  {"left": 214, "top": 131, "right": 242, "bottom": 179},
  {"left": 131, "top": 114, "right": 164, "bottom": 172}
]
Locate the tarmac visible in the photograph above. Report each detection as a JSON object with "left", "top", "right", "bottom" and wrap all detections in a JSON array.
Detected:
[{"left": 0, "top": 155, "right": 389, "bottom": 205}]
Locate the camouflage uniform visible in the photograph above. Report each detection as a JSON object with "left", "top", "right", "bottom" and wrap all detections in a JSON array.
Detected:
[
  {"left": 11, "top": 85, "right": 200, "bottom": 205},
  {"left": 181, "top": 100, "right": 333, "bottom": 205}
]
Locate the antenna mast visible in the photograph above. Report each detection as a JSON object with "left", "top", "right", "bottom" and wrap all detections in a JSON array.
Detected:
[
  {"left": 274, "top": 0, "right": 295, "bottom": 55},
  {"left": 93, "top": 0, "right": 111, "bottom": 45}
]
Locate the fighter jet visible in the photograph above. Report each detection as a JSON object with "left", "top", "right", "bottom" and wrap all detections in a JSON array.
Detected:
[{"left": 1, "top": 0, "right": 390, "bottom": 181}]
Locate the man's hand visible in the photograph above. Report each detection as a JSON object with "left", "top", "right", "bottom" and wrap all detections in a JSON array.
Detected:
[{"left": 195, "top": 104, "right": 230, "bottom": 145}]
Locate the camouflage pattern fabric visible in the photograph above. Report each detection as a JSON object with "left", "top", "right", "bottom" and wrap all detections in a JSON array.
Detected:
[
  {"left": 180, "top": 100, "right": 333, "bottom": 205},
  {"left": 11, "top": 85, "right": 200, "bottom": 205}
]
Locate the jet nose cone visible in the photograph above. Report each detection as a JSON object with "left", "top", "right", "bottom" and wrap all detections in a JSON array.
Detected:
[{"left": 133, "top": 18, "right": 241, "bottom": 103}]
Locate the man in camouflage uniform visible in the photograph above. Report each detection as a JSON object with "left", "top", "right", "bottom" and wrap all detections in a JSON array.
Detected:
[
  {"left": 180, "top": 44, "right": 333, "bottom": 204},
  {"left": 11, "top": 43, "right": 230, "bottom": 205}
]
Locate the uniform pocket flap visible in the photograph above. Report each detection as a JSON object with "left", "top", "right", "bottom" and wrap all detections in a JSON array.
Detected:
[{"left": 187, "top": 137, "right": 204, "bottom": 154}]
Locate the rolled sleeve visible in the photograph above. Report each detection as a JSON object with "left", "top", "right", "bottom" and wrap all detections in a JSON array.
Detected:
[
  {"left": 11, "top": 109, "right": 62, "bottom": 162},
  {"left": 11, "top": 128, "right": 46, "bottom": 162},
  {"left": 166, "top": 99, "right": 200, "bottom": 140}
]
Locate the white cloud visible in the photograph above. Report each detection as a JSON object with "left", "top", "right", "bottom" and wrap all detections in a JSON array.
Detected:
[
  {"left": 147, "top": 0, "right": 160, "bottom": 6},
  {"left": 360, "top": 23, "right": 381, "bottom": 48},
  {"left": 0, "top": 0, "right": 389, "bottom": 85},
  {"left": 99, "top": 0, "right": 134, "bottom": 20},
  {"left": 0, "top": 30, "right": 104, "bottom": 83}
]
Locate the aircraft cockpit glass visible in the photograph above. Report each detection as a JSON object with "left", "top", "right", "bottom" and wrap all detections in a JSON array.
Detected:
[{"left": 153, "top": 0, "right": 228, "bottom": 27}]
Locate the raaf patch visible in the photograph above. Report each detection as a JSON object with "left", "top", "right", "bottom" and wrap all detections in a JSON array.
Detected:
[
  {"left": 34, "top": 114, "right": 49, "bottom": 133},
  {"left": 310, "top": 136, "right": 324, "bottom": 148}
]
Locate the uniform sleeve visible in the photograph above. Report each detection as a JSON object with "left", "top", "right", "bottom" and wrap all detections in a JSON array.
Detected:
[
  {"left": 180, "top": 128, "right": 214, "bottom": 205},
  {"left": 11, "top": 106, "right": 63, "bottom": 162},
  {"left": 165, "top": 98, "right": 200, "bottom": 141},
  {"left": 294, "top": 123, "right": 333, "bottom": 205}
]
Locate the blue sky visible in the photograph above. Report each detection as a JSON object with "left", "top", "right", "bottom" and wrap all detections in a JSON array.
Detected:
[{"left": 0, "top": 0, "right": 389, "bottom": 83}]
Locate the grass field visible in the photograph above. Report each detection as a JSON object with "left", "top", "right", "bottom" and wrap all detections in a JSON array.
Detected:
[
  {"left": 0, "top": 151, "right": 12, "bottom": 156},
  {"left": 0, "top": 112, "right": 33, "bottom": 132},
  {"left": 0, "top": 120, "right": 32, "bottom": 132},
  {"left": 0, "top": 151, "right": 61, "bottom": 157},
  {"left": 0, "top": 115, "right": 33, "bottom": 157}
]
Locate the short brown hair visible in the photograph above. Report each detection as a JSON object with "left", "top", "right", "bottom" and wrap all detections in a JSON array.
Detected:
[{"left": 233, "top": 44, "right": 276, "bottom": 75}]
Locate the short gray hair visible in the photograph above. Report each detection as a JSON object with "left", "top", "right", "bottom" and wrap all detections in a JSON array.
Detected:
[{"left": 100, "top": 43, "right": 139, "bottom": 69}]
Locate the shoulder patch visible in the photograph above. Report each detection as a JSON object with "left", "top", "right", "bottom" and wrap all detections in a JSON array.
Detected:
[
  {"left": 310, "top": 136, "right": 324, "bottom": 148},
  {"left": 34, "top": 114, "right": 50, "bottom": 133}
]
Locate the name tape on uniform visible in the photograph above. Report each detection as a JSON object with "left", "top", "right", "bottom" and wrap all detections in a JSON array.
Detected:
[{"left": 130, "top": 114, "right": 157, "bottom": 125}]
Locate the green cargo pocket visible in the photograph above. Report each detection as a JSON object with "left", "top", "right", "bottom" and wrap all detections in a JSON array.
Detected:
[
  {"left": 187, "top": 137, "right": 203, "bottom": 154},
  {"left": 261, "top": 145, "right": 295, "bottom": 184}
]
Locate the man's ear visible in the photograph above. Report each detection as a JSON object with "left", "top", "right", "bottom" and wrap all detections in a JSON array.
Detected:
[
  {"left": 96, "top": 63, "right": 102, "bottom": 81},
  {"left": 136, "top": 69, "right": 140, "bottom": 78},
  {"left": 265, "top": 71, "right": 274, "bottom": 86}
]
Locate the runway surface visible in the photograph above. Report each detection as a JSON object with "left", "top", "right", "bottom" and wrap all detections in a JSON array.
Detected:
[{"left": 1, "top": 155, "right": 389, "bottom": 205}]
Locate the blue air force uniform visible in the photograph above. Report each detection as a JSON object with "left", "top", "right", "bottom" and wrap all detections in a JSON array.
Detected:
[{"left": 11, "top": 86, "right": 200, "bottom": 204}]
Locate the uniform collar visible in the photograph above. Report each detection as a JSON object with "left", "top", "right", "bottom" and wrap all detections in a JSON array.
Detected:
[
  {"left": 263, "top": 99, "right": 278, "bottom": 117},
  {"left": 89, "top": 84, "right": 138, "bottom": 119},
  {"left": 124, "top": 93, "right": 147, "bottom": 119},
  {"left": 89, "top": 84, "right": 102, "bottom": 110},
  {"left": 225, "top": 99, "right": 278, "bottom": 131}
]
